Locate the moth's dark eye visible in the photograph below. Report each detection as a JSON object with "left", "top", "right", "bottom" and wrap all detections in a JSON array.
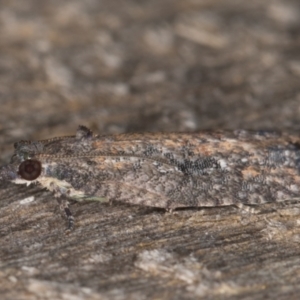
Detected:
[{"left": 18, "top": 159, "right": 42, "bottom": 181}]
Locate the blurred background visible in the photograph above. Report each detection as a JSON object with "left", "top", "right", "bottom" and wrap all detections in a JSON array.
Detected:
[{"left": 1, "top": 0, "right": 300, "bottom": 155}]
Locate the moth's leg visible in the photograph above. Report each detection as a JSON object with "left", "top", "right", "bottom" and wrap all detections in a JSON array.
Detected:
[{"left": 56, "top": 196, "right": 75, "bottom": 231}]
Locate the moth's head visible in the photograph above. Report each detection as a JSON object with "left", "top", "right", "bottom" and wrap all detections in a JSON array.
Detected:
[
  {"left": 0, "top": 125, "right": 94, "bottom": 184},
  {"left": 0, "top": 140, "right": 44, "bottom": 183}
]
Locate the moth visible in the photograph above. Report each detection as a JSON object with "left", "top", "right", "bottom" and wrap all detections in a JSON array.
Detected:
[{"left": 1, "top": 125, "right": 300, "bottom": 230}]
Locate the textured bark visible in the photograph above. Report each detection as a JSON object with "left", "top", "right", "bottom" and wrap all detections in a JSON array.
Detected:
[{"left": 1, "top": 0, "right": 300, "bottom": 299}]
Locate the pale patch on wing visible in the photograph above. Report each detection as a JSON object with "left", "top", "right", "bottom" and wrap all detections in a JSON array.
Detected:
[
  {"left": 19, "top": 196, "right": 35, "bottom": 204},
  {"left": 218, "top": 159, "right": 227, "bottom": 169}
]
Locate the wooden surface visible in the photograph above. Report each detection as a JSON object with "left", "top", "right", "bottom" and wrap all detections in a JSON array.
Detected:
[{"left": 1, "top": 0, "right": 300, "bottom": 299}]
